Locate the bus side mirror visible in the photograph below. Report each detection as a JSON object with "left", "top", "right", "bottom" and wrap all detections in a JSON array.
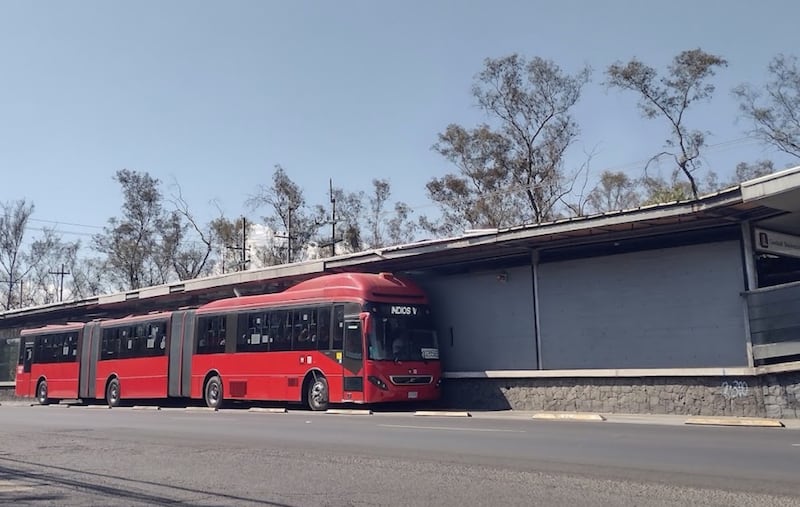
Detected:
[{"left": 362, "top": 314, "right": 372, "bottom": 334}]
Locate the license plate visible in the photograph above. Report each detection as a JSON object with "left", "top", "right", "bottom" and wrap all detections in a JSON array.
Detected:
[{"left": 408, "top": 392, "right": 418, "bottom": 399}]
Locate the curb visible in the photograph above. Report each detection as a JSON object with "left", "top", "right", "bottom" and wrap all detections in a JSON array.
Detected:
[
  {"left": 248, "top": 407, "right": 288, "bottom": 414},
  {"left": 532, "top": 412, "right": 606, "bottom": 422},
  {"left": 132, "top": 406, "right": 161, "bottom": 411},
  {"left": 414, "top": 411, "right": 472, "bottom": 418},
  {"left": 85, "top": 405, "right": 112, "bottom": 409},
  {"left": 185, "top": 406, "right": 218, "bottom": 412},
  {"left": 684, "top": 417, "right": 784, "bottom": 428},
  {"left": 325, "top": 409, "right": 373, "bottom": 415},
  {"left": 0, "top": 400, "right": 37, "bottom": 407}
]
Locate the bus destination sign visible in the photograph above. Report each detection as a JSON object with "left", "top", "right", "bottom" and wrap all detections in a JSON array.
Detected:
[{"left": 377, "top": 304, "right": 424, "bottom": 317}]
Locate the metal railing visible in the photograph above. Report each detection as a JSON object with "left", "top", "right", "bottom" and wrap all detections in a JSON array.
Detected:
[{"left": 745, "top": 280, "right": 800, "bottom": 364}]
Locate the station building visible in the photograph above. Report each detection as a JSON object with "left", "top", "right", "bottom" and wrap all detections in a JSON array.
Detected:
[{"left": 3, "top": 167, "right": 800, "bottom": 418}]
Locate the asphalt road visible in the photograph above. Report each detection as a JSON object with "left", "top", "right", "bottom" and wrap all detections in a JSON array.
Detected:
[{"left": 1, "top": 404, "right": 799, "bottom": 506}]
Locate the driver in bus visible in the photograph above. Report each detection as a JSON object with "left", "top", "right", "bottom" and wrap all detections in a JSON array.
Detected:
[{"left": 392, "top": 332, "right": 408, "bottom": 357}]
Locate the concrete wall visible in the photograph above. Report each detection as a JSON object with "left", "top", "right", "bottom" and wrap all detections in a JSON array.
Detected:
[
  {"left": 418, "top": 265, "right": 537, "bottom": 372},
  {"left": 537, "top": 241, "right": 748, "bottom": 369}
]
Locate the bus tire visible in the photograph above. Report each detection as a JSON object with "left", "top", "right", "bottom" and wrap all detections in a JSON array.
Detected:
[
  {"left": 106, "top": 378, "right": 121, "bottom": 408},
  {"left": 36, "top": 380, "right": 49, "bottom": 405},
  {"left": 307, "top": 374, "right": 329, "bottom": 411},
  {"left": 204, "top": 375, "right": 223, "bottom": 410}
]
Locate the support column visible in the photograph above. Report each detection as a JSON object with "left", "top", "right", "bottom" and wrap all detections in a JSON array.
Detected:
[
  {"left": 531, "top": 249, "right": 543, "bottom": 370},
  {"left": 741, "top": 221, "right": 757, "bottom": 368}
]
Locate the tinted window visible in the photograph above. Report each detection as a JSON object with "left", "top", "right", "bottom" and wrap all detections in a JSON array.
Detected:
[{"left": 196, "top": 316, "right": 226, "bottom": 354}]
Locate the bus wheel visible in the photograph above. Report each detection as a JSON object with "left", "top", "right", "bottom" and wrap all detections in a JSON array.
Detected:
[
  {"left": 204, "top": 375, "right": 223, "bottom": 410},
  {"left": 36, "top": 380, "right": 49, "bottom": 405},
  {"left": 307, "top": 375, "right": 329, "bottom": 411},
  {"left": 106, "top": 378, "right": 121, "bottom": 408}
]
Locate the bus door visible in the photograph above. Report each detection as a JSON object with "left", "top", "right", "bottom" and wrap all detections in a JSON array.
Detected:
[
  {"left": 341, "top": 316, "right": 364, "bottom": 402},
  {"left": 18, "top": 340, "right": 34, "bottom": 397},
  {"left": 22, "top": 341, "right": 33, "bottom": 373}
]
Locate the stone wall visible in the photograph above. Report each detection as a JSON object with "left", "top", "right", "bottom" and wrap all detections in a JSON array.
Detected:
[{"left": 442, "top": 373, "right": 800, "bottom": 418}]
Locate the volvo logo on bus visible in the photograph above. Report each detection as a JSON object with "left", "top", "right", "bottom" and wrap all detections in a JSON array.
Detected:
[{"left": 390, "top": 305, "right": 417, "bottom": 316}]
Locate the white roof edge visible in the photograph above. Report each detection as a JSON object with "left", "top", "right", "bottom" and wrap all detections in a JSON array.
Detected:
[{"left": 740, "top": 164, "right": 800, "bottom": 202}]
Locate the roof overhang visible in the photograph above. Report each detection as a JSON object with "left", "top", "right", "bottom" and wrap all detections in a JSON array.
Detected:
[{"left": 3, "top": 166, "right": 800, "bottom": 327}]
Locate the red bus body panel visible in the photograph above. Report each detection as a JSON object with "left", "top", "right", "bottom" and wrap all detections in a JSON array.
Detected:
[
  {"left": 94, "top": 357, "right": 168, "bottom": 399},
  {"left": 189, "top": 352, "right": 346, "bottom": 402},
  {"left": 93, "top": 312, "right": 172, "bottom": 401},
  {"left": 15, "top": 324, "right": 83, "bottom": 400}
]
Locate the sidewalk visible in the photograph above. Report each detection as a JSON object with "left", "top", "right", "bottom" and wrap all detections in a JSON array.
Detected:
[
  {"left": 463, "top": 409, "right": 800, "bottom": 429},
  {"left": 3, "top": 397, "right": 799, "bottom": 429}
]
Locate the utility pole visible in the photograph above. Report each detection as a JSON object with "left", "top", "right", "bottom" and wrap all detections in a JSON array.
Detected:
[
  {"left": 317, "top": 179, "right": 341, "bottom": 258},
  {"left": 287, "top": 210, "right": 293, "bottom": 264},
  {"left": 329, "top": 178, "right": 337, "bottom": 257},
  {"left": 225, "top": 217, "right": 250, "bottom": 272},
  {"left": 240, "top": 216, "right": 248, "bottom": 268},
  {"left": 49, "top": 263, "right": 70, "bottom": 302}
]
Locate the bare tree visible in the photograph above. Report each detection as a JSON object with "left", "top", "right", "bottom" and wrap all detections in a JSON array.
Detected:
[
  {"left": 331, "top": 186, "right": 365, "bottom": 253},
  {"left": 730, "top": 160, "right": 776, "bottom": 183},
  {"left": 26, "top": 229, "right": 80, "bottom": 305},
  {"left": 639, "top": 171, "right": 694, "bottom": 205},
  {"left": 247, "top": 165, "right": 322, "bottom": 264},
  {"left": 367, "top": 179, "right": 391, "bottom": 248},
  {"left": 386, "top": 202, "right": 417, "bottom": 246},
  {"left": 734, "top": 54, "right": 800, "bottom": 159},
  {"left": 68, "top": 257, "right": 108, "bottom": 300},
  {"left": 0, "top": 200, "right": 35, "bottom": 310},
  {"left": 424, "top": 55, "right": 591, "bottom": 235},
  {"left": 93, "top": 169, "right": 173, "bottom": 290},
  {"left": 164, "top": 183, "right": 215, "bottom": 279},
  {"left": 607, "top": 48, "right": 728, "bottom": 199},
  {"left": 365, "top": 179, "right": 417, "bottom": 248},
  {"left": 586, "top": 171, "right": 641, "bottom": 213}
]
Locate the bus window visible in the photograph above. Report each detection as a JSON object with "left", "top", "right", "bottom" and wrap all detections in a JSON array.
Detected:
[
  {"left": 332, "top": 305, "right": 344, "bottom": 350},
  {"left": 197, "top": 316, "right": 226, "bottom": 354},
  {"left": 270, "top": 310, "right": 291, "bottom": 352},
  {"left": 294, "top": 308, "right": 315, "bottom": 351},
  {"left": 317, "top": 307, "right": 331, "bottom": 351},
  {"left": 344, "top": 321, "right": 362, "bottom": 360}
]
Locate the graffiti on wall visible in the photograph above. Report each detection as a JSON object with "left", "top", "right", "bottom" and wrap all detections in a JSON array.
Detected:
[{"left": 721, "top": 380, "right": 749, "bottom": 399}]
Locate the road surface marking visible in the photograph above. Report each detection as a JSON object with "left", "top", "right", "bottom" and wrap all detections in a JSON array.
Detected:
[
  {"left": 0, "top": 480, "right": 32, "bottom": 493},
  {"left": 380, "top": 424, "right": 524, "bottom": 433}
]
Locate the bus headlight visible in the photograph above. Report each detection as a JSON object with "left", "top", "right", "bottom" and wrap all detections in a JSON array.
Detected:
[{"left": 368, "top": 375, "right": 389, "bottom": 391}]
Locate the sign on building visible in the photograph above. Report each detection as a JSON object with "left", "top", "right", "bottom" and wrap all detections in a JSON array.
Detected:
[{"left": 754, "top": 228, "right": 800, "bottom": 259}]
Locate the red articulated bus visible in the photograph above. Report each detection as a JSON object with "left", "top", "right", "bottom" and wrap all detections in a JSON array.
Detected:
[{"left": 15, "top": 272, "right": 442, "bottom": 410}]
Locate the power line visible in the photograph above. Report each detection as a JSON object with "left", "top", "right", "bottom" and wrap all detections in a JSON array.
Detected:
[{"left": 28, "top": 218, "right": 104, "bottom": 229}]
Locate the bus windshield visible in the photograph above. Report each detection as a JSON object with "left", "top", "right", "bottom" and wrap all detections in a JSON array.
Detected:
[{"left": 366, "top": 303, "right": 439, "bottom": 362}]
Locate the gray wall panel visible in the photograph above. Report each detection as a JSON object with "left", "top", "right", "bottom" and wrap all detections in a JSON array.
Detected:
[
  {"left": 537, "top": 241, "right": 748, "bottom": 368},
  {"left": 418, "top": 265, "right": 537, "bottom": 371}
]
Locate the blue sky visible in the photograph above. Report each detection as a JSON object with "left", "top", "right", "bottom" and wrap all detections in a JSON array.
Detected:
[{"left": 1, "top": 1, "right": 798, "bottom": 246}]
